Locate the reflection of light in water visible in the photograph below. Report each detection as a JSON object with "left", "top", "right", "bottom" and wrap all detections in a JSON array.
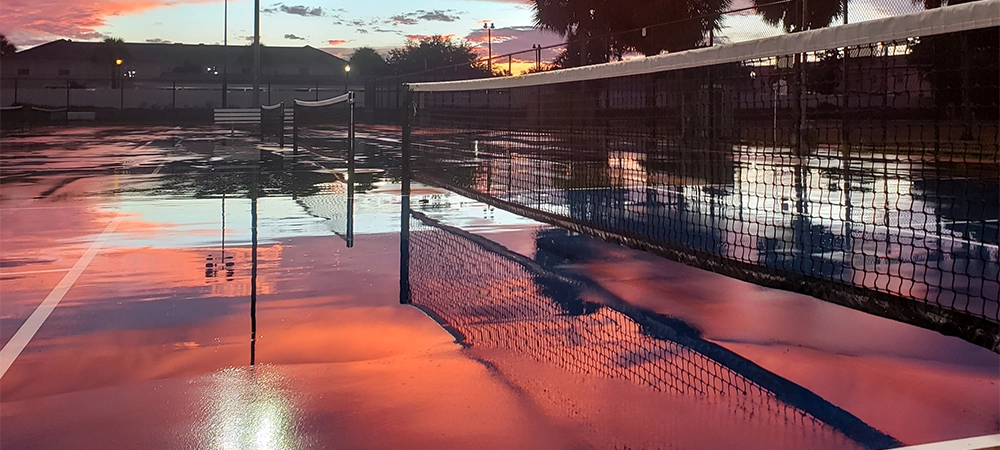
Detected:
[{"left": 200, "top": 366, "right": 301, "bottom": 450}]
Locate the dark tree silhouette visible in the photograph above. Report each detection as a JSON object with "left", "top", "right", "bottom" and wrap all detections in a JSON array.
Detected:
[
  {"left": 752, "top": 0, "right": 843, "bottom": 33},
  {"left": 90, "top": 37, "right": 129, "bottom": 87},
  {"left": 532, "top": 0, "right": 732, "bottom": 67},
  {"left": 0, "top": 34, "right": 16, "bottom": 58},
  {"left": 348, "top": 47, "right": 388, "bottom": 79},
  {"left": 385, "top": 36, "right": 489, "bottom": 77}
]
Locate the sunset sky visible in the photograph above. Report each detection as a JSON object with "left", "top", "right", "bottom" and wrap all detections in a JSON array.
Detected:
[
  {"left": 1, "top": 0, "right": 568, "bottom": 60},
  {"left": 1, "top": 0, "right": 918, "bottom": 62}
]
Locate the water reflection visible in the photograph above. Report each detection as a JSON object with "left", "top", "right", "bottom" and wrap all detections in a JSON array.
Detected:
[
  {"left": 400, "top": 204, "right": 900, "bottom": 449},
  {"left": 413, "top": 133, "right": 999, "bottom": 346},
  {"left": 197, "top": 367, "right": 302, "bottom": 450}
]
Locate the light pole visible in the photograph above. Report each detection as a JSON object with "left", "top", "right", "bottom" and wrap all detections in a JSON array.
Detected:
[
  {"left": 116, "top": 59, "right": 123, "bottom": 108},
  {"left": 344, "top": 64, "right": 351, "bottom": 93},
  {"left": 483, "top": 22, "right": 494, "bottom": 75},
  {"left": 252, "top": 0, "right": 260, "bottom": 107},
  {"left": 223, "top": 0, "right": 228, "bottom": 107},
  {"left": 532, "top": 44, "right": 541, "bottom": 71}
]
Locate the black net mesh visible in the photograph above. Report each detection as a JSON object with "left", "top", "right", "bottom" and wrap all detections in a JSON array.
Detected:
[
  {"left": 260, "top": 102, "right": 287, "bottom": 145},
  {"left": 293, "top": 95, "right": 353, "bottom": 159},
  {"left": 405, "top": 211, "right": 901, "bottom": 448},
  {"left": 407, "top": 10, "right": 999, "bottom": 349}
]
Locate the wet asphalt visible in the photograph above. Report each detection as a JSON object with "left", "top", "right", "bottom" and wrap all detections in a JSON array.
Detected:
[{"left": 0, "top": 126, "right": 997, "bottom": 449}]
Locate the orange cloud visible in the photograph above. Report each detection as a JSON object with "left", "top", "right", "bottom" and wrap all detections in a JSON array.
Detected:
[
  {"left": 3, "top": 0, "right": 214, "bottom": 45},
  {"left": 404, "top": 34, "right": 457, "bottom": 42},
  {"left": 327, "top": 39, "right": 350, "bottom": 46}
]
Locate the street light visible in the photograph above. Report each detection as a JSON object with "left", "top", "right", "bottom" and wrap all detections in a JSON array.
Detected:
[
  {"left": 116, "top": 59, "right": 124, "bottom": 109},
  {"left": 344, "top": 64, "right": 351, "bottom": 93},
  {"left": 531, "top": 44, "right": 541, "bottom": 71},
  {"left": 483, "top": 22, "right": 494, "bottom": 75}
]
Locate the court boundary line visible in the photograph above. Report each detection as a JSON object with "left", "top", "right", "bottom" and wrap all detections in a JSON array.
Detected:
[
  {"left": 891, "top": 434, "right": 1000, "bottom": 450},
  {"left": 0, "top": 215, "right": 123, "bottom": 379},
  {"left": 0, "top": 268, "right": 73, "bottom": 276}
]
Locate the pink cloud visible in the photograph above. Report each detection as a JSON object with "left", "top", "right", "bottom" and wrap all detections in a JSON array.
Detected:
[
  {"left": 404, "top": 34, "right": 457, "bottom": 42},
  {"left": 327, "top": 39, "right": 350, "bottom": 46},
  {"left": 3, "top": 0, "right": 214, "bottom": 46}
]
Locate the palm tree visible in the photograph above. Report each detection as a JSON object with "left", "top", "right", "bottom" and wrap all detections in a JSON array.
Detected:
[
  {"left": 751, "top": 0, "right": 843, "bottom": 32},
  {"left": 0, "top": 34, "right": 16, "bottom": 59},
  {"left": 532, "top": 0, "right": 731, "bottom": 67},
  {"left": 90, "top": 37, "right": 128, "bottom": 88}
]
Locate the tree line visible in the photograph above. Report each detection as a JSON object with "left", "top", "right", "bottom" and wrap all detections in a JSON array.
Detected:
[{"left": 346, "top": 0, "right": 990, "bottom": 79}]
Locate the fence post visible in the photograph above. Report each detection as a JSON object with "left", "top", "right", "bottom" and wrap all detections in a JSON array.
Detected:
[{"left": 13, "top": 78, "right": 18, "bottom": 104}]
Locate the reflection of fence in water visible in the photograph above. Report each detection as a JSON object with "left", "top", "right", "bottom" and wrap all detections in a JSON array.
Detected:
[
  {"left": 297, "top": 181, "right": 351, "bottom": 244},
  {"left": 406, "top": 211, "right": 899, "bottom": 449}
]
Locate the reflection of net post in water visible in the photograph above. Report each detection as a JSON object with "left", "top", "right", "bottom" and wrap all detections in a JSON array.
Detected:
[
  {"left": 292, "top": 92, "right": 356, "bottom": 247},
  {"left": 401, "top": 210, "right": 900, "bottom": 449},
  {"left": 405, "top": 3, "right": 1000, "bottom": 350}
]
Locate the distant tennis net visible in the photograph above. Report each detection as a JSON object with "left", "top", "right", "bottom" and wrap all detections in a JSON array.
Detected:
[
  {"left": 260, "top": 102, "right": 288, "bottom": 147},
  {"left": 405, "top": 1, "right": 1000, "bottom": 349},
  {"left": 293, "top": 92, "right": 355, "bottom": 163}
]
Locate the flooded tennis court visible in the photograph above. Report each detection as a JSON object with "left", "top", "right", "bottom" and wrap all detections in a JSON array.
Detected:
[{"left": 1, "top": 126, "right": 997, "bottom": 449}]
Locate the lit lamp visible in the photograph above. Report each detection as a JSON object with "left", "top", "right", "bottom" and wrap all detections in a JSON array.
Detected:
[{"left": 344, "top": 64, "right": 350, "bottom": 93}]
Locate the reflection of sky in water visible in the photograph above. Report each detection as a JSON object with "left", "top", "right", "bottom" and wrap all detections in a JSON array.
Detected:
[
  {"left": 199, "top": 367, "right": 302, "bottom": 450},
  {"left": 103, "top": 183, "right": 539, "bottom": 249}
]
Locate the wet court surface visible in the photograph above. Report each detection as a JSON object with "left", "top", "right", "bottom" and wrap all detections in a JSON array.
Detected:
[{"left": 0, "top": 126, "right": 997, "bottom": 449}]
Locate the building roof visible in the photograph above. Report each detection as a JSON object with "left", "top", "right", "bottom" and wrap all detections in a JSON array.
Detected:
[{"left": 14, "top": 40, "right": 345, "bottom": 67}]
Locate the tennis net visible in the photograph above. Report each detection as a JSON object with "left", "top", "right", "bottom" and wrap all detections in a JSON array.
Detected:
[
  {"left": 405, "top": 1, "right": 1000, "bottom": 349},
  {"left": 403, "top": 210, "right": 900, "bottom": 448},
  {"left": 260, "top": 102, "right": 287, "bottom": 146},
  {"left": 293, "top": 92, "right": 355, "bottom": 163}
]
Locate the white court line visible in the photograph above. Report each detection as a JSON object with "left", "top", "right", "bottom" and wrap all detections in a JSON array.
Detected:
[
  {"left": 0, "top": 268, "right": 73, "bottom": 276},
  {"left": 0, "top": 215, "right": 124, "bottom": 379},
  {"left": 892, "top": 434, "right": 1000, "bottom": 450}
]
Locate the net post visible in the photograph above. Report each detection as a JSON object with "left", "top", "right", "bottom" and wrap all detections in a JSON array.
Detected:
[
  {"left": 399, "top": 86, "right": 413, "bottom": 305},
  {"left": 292, "top": 102, "right": 298, "bottom": 154},
  {"left": 347, "top": 91, "right": 356, "bottom": 248},
  {"left": 279, "top": 101, "right": 285, "bottom": 148}
]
